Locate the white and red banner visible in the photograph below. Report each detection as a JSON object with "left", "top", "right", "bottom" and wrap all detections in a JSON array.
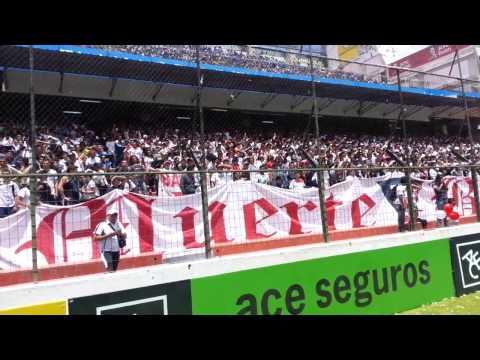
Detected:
[
  {"left": 0, "top": 175, "right": 477, "bottom": 270},
  {"left": 158, "top": 173, "right": 183, "bottom": 196}
]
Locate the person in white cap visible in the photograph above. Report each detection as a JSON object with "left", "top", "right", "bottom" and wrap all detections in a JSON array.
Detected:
[{"left": 93, "top": 208, "right": 127, "bottom": 272}]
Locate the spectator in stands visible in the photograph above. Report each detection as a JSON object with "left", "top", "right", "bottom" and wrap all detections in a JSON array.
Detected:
[
  {"left": 88, "top": 45, "right": 372, "bottom": 84},
  {"left": 37, "top": 159, "right": 58, "bottom": 198},
  {"left": 180, "top": 159, "right": 197, "bottom": 195},
  {"left": 57, "top": 175, "right": 78, "bottom": 205},
  {"left": 289, "top": 172, "right": 306, "bottom": 190},
  {"left": 393, "top": 176, "right": 408, "bottom": 233},
  {"left": 257, "top": 167, "right": 270, "bottom": 184},
  {"left": 15, "top": 183, "right": 30, "bottom": 209},
  {"left": 0, "top": 156, "right": 19, "bottom": 218},
  {"left": 433, "top": 173, "right": 449, "bottom": 227},
  {"left": 80, "top": 172, "right": 99, "bottom": 201},
  {"left": 273, "top": 176, "right": 284, "bottom": 188},
  {"left": 0, "top": 112, "right": 478, "bottom": 210}
]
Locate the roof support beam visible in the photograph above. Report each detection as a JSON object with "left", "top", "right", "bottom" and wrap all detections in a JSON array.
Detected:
[
  {"left": 191, "top": 89, "right": 198, "bottom": 104},
  {"left": 109, "top": 78, "right": 118, "bottom": 97},
  {"left": 403, "top": 106, "right": 424, "bottom": 119},
  {"left": 430, "top": 105, "right": 453, "bottom": 118},
  {"left": 290, "top": 96, "right": 308, "bottom": 110},
  {"left": 383, "top": 104, "right": 403, "bottom": 117},
  {"left": 151, "top": 83, "right": 164, "bottom": 101},
  {"left": 318, "top": 98, "right": 336, "bottom": 113},
  {"left": 343, "top": 100, "right": 361, "bottom": 114},
  {"left": 448, "top": 108, "right": 468, "bottom": 117},
  {"left": 58, "top": 72, "right": 64, "bottom": 94},
  {"left": 227, "top": 91, "right": 242, "bottom": 107},
  {"left": 2, "top": 67, "right": 8, "bottom": 92},
  {"left": 260, "top": 93, "right": 277, "bottom": 109},
  {"left": 358, "top": 102, "right": 381, "bottom": 116}
]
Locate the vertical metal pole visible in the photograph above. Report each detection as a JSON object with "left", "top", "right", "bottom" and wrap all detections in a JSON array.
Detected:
[
  {"left": 29, "top": 46, "right": 39, "bottom": 282},
  {"left": 195, "top": 46, "right": 212, "bottom": 258},
  {"left": 404, "top": 168, "right": 416, "bottom": 231},
  {"left": 396, "top": 69, "right": 407, "bottom": 142},
  {"left": 470, "top": 165, "right": 480, "bottom": 222},
  {"left": 456, "top": 48, "right": 474, "bottom": 144},
  {"left": 310, "top": 48, "right": 329, "bottom": 242}
]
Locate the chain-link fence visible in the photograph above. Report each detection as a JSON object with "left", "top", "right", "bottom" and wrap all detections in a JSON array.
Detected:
[{"left": 1, "top": 44, "right": 480, "bottom": 287}]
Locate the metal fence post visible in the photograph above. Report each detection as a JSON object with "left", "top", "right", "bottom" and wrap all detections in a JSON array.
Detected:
[
  {"left": 29, "top": 46, "right": 39, "bottom": 282},
  {"left": 317, "top": 167, "right": 330, "bottom": 242},
  {"left": 396, "top": 69, "right": 407, "bottom": 141},
  {"left": 455, "top": 47, "right": 474, "bottom": 144},
  {"left": 199, "top": 171, "right": 211, "bottom": 258},
  {"left": 470, "top": 165, "right": 480, "bottom": 222},
  {"left": 405, "top": 168, "right": 416, "bottom": 231},
  {"left": 309, "top": 48, "right": 329, "bottom": 243},
  {"left": 196, "top": 46, "right": 212, "bottom": 258}
]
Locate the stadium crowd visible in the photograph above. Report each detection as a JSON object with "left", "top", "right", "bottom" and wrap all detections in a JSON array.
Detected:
[
  {"left": 0, "top": 118, "right": 477, "bottom": 215},
  {"left": 85, "top": 45, "right": 373, "bottom": 83}
]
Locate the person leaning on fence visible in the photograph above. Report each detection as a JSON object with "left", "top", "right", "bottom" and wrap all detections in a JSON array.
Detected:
[
  {"left": 411, "top": 183, "right": 428, "bottom": 230},
  {"left": 393, "top": 176, "right": 408, "bottom": 233},
  {"left": 94, "top": 208, "right": 127, "bottom": 273},
  {"left": 0, "top": 154, "right": 19, "bottom": 218},
  {"left": 180, "top": 159, "right": 197, "bottom": 195},
  {"left": 15, "top": 183, "right": 30, "bottom": 209},
  {"left": 433, "top": 173, "right": 449, "bottom": 227}
]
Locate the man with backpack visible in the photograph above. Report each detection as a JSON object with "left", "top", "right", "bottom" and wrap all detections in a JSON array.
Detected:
[{"left": 93, "top": 209, "right": 127, "bottom": 273}]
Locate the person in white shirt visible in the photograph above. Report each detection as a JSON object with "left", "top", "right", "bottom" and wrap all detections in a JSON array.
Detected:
[
  {"left": 74, "top": 157, "right": 85, "bottom": 172},
  {"left": 57, "top": 153, "right": 69, "bottom": 173},
  {"left": 246, "top": 159, "right": 259, "bottom": 183},
  {"left": 93, "top": 209, "right": 127, "bottom": 272},
  {"left": 215, "top": 160, "right": 233, "bottom": 186},
  {"left": 80, "top": 174, "right": 99, "bottom": 201},
  {"left": 257, "top": 169, "right": 270, "bottom": 184},
  {"left": 143, "top": 149, "right": 154, "bottom": 170},
  {"left": 289, "top": 173, "right": 306, "bottom": 190},
  {"left": 85, "top": 151, "right": 101, "bottom": 168},
  {"left": 15, "top": 185, "right": 30, "bottom": 208},
  {"left": 393, "top": 177, "right": 408, "bottom": 232},
  {"left": 37, "top": 160, "right": 58, "bottom": 197},
  {"left": 0, "top": 177, "right": 19, "bottom": 218},
  {"left": 127, "top": 141, "right": 144, "bottom": 162},
  {"left": 92, "top": 166, "right": 110, "bottom": 196}
]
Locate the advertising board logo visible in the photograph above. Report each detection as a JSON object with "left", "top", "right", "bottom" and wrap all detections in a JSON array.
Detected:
[
  {"left": 457, "top": 240, "right": 480, "bottom": 288},
  {"left": 68, "top": 280, "right": 192, "bottom": 315},
  {"left": 96, "top": 295, "right": 168, "bottom": 315}
]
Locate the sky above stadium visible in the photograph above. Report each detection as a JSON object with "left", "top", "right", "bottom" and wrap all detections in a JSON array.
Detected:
[{"left": 378, "top": 45, "right": 429, "bottom": 63}]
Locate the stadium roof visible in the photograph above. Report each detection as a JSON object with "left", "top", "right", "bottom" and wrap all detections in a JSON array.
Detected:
[{"left": 1, "top": 45, "right": 479, "bottom": 122}]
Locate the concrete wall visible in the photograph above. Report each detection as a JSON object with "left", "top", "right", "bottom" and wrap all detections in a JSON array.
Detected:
[{"left": 1, "top": 223, "right": 480, "bottom": 311}]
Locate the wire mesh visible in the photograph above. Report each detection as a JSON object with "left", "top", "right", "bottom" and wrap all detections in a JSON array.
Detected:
[{"left": 1, "top": 44, "right": 480, "bottom": 287}]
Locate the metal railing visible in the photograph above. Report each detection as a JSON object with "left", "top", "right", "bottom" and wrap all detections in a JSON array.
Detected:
[
  {"left": 1, "top": 44, "right": 480, "bottom": 286},
  {"left": 1, "top": 164, "right": 480, "bottom": 286}
]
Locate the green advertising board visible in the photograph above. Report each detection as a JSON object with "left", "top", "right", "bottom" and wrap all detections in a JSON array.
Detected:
[{"left": 191, "top": 239, "right": 455, "bottom": 314}]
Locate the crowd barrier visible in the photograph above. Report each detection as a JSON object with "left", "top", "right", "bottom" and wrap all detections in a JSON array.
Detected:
[{"left": 1, "top": 166, "right": 480, "bottom": 287}]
